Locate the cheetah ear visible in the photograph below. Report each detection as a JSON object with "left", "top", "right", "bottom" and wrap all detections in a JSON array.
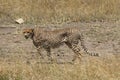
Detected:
[
  {"left": 30, "top": 28, "right": 34, "bottom": 33},
  {"left": 31, "top": 28, "right": 34, "bottom": 32},
  {"left": 30, "top": 28, "right": 34, "bottom": 38}
]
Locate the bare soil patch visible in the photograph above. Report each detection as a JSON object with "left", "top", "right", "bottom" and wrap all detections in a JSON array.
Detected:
[{"left": 0, "top": 22, "right": 120, "bottom": 63}]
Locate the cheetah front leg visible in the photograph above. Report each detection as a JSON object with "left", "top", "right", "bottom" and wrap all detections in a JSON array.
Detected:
[
  {"left": 45, "top": 47, "right": 53, "bottom": 61},
  {"left": 37, "top": 46, "right": 44, "bottom": 59}
]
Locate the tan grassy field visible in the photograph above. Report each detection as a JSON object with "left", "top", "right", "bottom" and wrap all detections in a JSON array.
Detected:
[
  {"left": 0, "top": 57, "right": 119, "bottom": 80},
  {"left": 0, "top": 0, "right": 120, "bottom": 24},
  {"left": 0, "top": 0, "right": 120, "bottom": 80}
]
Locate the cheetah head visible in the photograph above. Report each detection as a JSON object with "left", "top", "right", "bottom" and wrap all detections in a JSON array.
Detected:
[{"left": 23, "top": 28, "right": 34, "bottom": 39}]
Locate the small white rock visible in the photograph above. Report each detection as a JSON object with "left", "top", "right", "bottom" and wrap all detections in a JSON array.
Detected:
[{"left": 15, "top": 18, "right": 24, "bottom": 24}]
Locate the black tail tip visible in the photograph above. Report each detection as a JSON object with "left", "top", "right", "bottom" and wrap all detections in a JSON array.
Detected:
[
  {"left": 93, "top": 53, "right": 99, "bottom": 57},
  {"left": 89, "top": 53, "right": 99, "bottom": 57}
]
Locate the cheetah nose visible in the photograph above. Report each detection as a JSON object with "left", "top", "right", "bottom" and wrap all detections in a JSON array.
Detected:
[{"left": 24, "top": 35, "right": 29, "bottom": 39}]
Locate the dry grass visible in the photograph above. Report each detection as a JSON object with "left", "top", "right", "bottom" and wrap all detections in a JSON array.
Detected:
[
  {"left": 0, "top": 56, "right": 120, "bottom": 80},
  {"left": 0, "top": 0, "right": 120, "bottom": 24},
  {"left": 0, "top": 0, "right": 120, "bottom": 80}
]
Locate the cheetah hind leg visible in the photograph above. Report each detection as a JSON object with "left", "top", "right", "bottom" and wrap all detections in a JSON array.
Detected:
[
  {"left": 71, "top": 43, "right": 83, "bottom": 61},
  {"left": 71, "top": 47, "right": 83, "bottom": 62},
  {"left": 65, "top": 42, "right": 83, "bottom": 63}
]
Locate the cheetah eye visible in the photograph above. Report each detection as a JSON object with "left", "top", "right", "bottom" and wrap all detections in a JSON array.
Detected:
[
  {"left": 23, "top": 32, "right": 29, "bottom": 34},
  {"left": 23, "top": 32, "right": 25, "bottom": 34}
]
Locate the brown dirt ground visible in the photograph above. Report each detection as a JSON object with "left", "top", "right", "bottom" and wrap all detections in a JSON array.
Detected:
[{"left": 0, "top": 22, "right": 120, "bottom": 63}]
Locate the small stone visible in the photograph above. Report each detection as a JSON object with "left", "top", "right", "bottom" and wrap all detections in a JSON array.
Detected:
[{"left": 15, "top": 18, "right": 24, "bottom": 24}]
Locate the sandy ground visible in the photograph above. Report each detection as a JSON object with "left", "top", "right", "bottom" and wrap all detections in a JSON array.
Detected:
[{"left": 0, "top": 22, "right": 120, "bottom": 63}]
